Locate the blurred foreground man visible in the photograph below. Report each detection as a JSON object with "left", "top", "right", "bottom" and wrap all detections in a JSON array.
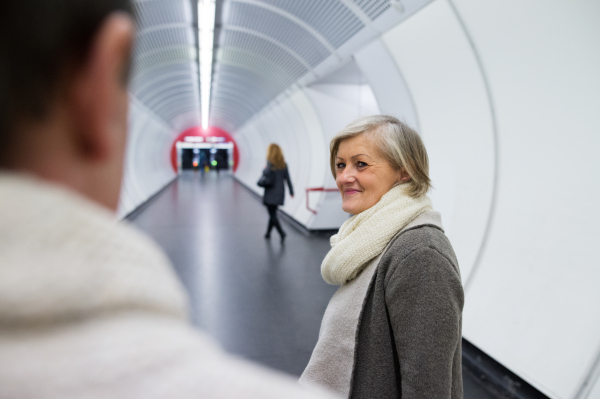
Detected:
[{"left": 0, "top": 1, "right": 335, "bottom": 398}]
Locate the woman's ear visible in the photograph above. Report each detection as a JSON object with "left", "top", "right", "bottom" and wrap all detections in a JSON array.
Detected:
[{"left": 397, "top": 167, "right": 410, "bottom": 183}]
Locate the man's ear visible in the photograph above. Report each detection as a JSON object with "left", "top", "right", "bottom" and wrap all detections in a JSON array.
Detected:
[{"left": 68, "top": 13, "right": 134, "bottom": 162}]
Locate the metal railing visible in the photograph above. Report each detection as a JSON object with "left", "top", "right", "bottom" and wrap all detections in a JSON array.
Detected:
[{"left": 305, "top": 187, "right": 339, "bottom": 214}]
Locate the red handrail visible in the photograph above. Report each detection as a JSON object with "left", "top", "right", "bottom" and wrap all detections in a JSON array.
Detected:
[{"left": 305, "top": 187, "right": 339, "bottom": 214}]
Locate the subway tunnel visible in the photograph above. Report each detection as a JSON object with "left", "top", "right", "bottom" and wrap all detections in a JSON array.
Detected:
[{"left": 117, "top": 1, "right": 600, "bottom": 398}]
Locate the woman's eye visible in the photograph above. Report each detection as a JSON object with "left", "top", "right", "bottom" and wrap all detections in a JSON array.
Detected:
[
  {"left": 336, "top": 163, "right": 345, "bottom": 169},
  {"left": 357, "top": 161, "right": 368, "bottom": 168}
]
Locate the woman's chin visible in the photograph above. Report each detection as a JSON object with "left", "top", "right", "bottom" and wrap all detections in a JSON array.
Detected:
[{"left": 342, "top": 202, "right": 362, "bottom": 215}]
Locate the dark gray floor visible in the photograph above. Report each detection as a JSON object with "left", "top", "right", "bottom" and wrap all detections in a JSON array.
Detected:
[
  {"left": 128, "top": 171, "right": 337, "bottom": 375},
  {"left": 128, "top": 171, "right": 497, "bottom": 397}
]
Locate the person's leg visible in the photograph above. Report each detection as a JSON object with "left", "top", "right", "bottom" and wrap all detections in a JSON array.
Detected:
[
  {"left": 272, "top": 206, "right": 286, "bottom": 241},
  {"left": 265, "top": 205, "right": 277, "bottom": 238}
]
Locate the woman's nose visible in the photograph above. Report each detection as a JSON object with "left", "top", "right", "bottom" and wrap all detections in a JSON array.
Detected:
[{"left": 337, "top": 167, "right": 356, "bottom": 184}]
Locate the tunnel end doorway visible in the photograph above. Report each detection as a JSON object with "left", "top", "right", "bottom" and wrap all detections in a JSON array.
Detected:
[{"left": 170, "top": 126, "right": 239, "bottom": 173}]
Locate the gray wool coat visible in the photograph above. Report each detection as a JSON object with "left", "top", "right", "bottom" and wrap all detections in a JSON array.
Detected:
[
  {"left": 262, "top": 162, "right": 294, "bottom": 206},
  {"left": 302, "top": 212, "right": 464, "bottom": 399},
  {"left": 351, "top": 219, "right": 464, "bottom": 398}
]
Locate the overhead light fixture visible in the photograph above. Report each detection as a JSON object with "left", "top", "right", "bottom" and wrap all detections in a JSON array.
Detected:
[{"left": 199, "top": 0, "right": 216, "bottom": 129}]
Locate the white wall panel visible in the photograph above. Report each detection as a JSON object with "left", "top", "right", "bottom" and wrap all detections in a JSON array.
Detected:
[
  {"left": 275, "top": 97, "right": 314, "bottom": 220},
  {"left": 303, "top": 82, "right": 379, "bottom": 228},
  {"left": 444, "top": 0, "right": 600, "bottom": 397},
  {"left": 235, "top": 122, "right": 267, "bottom": 194},
  {"left": 354, "top": 39, "right": 419, "bottom": 130},
  {"left": 382, "top": 0, "right": 495, "bottom": 285},
  {"left": 234, "top": 132, "right": 252, "bottom": 182},
  {"left": 587, "top": 372, "right": 600, "bottom": 399},
  {"left": 305, "top": 83, "right": 379, "bottom": 144},
  {"left": 117, "top": 98, "right": 176, "bottom": 218},
  {"left": 289, "top": 90, "right": 329, "bottom": 227}
]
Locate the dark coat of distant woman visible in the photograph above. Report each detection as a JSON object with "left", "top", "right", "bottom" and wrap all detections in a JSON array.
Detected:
[{"left": 262, "top": 162, "right": 294, "bottom": 206}]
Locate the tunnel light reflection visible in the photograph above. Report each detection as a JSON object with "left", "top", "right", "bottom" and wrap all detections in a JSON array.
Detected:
[{"left": 199, "top": 0, "right": 215, "bottom": 129}]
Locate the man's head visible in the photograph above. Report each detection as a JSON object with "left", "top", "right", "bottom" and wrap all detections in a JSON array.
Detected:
[{"left": 0, "top": 0, "right": 135, "bottom": 210}]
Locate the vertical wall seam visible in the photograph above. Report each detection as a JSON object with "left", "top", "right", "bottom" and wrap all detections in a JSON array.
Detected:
[
  {"left": 285, "top": 91, "right": 312, "bottom": 218},
  {"left": 376, "top": 42, "right": 422, "bottom": 132},
  {"left": 445, "top": 0, "right": 500, "bottom": 293},
  {"left": 300, "top": 86, "right": 329, "bottom": 217},
  {"left": 275, "top": 96, "right": 303, "bottom": 217}
]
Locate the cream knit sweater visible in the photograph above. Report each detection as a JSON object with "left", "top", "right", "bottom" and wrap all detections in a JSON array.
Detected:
[
  {"left": 0, "top": 173, "right": 337, "bottom": 399},
  {"left": 321, "top": 184, "right": 432, "bottom": 285}
]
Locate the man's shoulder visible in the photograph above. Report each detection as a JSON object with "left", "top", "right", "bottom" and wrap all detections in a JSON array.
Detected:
[
  {"left": 0, "top": 174, "right": 335, "bottom": 399},
  {"left": 0, "top": 312, "right": 336, "bottom": 399}
]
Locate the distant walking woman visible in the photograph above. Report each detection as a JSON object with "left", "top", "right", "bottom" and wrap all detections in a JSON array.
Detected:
[{"left": 258, "top": 144, "right": 294, "bottom": 241}]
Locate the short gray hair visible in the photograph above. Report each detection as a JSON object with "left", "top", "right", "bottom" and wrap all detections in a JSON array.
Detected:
[{"left": 330, "top": 115, "right": 431, "bottom": 198}]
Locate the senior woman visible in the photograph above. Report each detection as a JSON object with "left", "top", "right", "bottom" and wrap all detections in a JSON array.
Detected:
[{"left": 300, "top": 115, "right": 464, "bottom": 399}]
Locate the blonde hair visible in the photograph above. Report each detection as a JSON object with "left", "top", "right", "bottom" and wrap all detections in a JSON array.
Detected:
[
  {"left": 266, "top": 143, "right": 286, "bottom": 170},
  {"left": 330, "top": 115, "right": 431, "bottom": 198}
]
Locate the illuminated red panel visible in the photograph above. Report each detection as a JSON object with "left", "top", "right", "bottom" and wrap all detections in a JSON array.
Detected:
[{"left": 170, "top": 126, "right": 239, "bottom": 172}]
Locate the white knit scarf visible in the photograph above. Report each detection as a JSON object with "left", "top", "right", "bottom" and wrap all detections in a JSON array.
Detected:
[{"left": 321, "top": 184, "right": 432, "bottom": 285}]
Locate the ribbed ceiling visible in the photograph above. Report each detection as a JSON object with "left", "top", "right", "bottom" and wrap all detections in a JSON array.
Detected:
[
  {"left": 127, "top": 0, "right": 431, "bottom": 135},
  {"left": 130, "top": 0, "right": 201, "bottom": 130},
  {"left": 210, "top": 0, "right": 406, "bottom": 133},
  {"left": 352, "top": 0, "right": 391, "bottom": 20}
]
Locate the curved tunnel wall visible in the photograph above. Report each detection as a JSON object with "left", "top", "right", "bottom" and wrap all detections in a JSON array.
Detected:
[
  {"left": 117, "top": 0, "right": 201, "bottom": 217},
  {"left": 231, "top": 1, "right": 600, "bottom": 398},
  {"left": 117, "top": 98, "right": 177, "bottom": 218}
]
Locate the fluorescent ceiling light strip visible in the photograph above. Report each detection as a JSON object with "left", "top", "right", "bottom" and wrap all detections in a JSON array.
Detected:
[{"left": 199, "top": 0, "right": 216, "bottom": 129}]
